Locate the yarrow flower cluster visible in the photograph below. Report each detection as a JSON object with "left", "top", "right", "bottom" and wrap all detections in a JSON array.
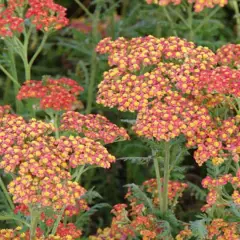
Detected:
[
  {"left": 0, "top": 223, "right": 82, "bottom": 239},
  {"left": 145, "top": 0, "right": 228, "bottom": 12},
  {"left": 202, "top": 170, "right": 240, "bottom": 211},
  {"left": 143, "top": 178, "right": 188, "bottom": 207},
  {"left": 17, "top": 77, "right": 84, "bottom": 110},
  {"left": 216, "top": 43, "right": 240, "bottom": 68},
  {"left": 90, "top": 178, "right": 187, "bottom": 239},
  {"left": 97, "top": 36, "right": 240, "bottom": 167},
  {"left": 61, "top": 111, "right": 129, "bottom": 144},
  {"left": 0, "top": 109, "right": 117, "bottom": 211},
  {"left": 0, "top": 0, "right": 68, "bottom": 37}
]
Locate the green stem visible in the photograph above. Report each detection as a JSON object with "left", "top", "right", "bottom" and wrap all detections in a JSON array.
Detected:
[
  {"left": 232, "top": 0, "right": 240, "bottom": 39},
  {"left": 0, "top": 65, "right": 20, "bottom": 87},
  {"left": 193, "top": 6, "right": 220, "bottom": 34},
  {"left": 7, "top": 47, "right": 23, "bottom": 113},
  {"left": 29, "top": 34, "right": 48, "bottom": 69},
  {"left": 53, "top": 113, "right": 60, "bottom": 139},
  {"left": 51, "top": 206, "right": 66, "bottom": 235},
  {"left": 30, "top": 208, "right": 40, "bottom": 240},
  {"left": 121, "top": 0, "right": 129, "bottom": 17},
  {"left": 152, "top": 149, "right": 163, "bottom": 213},
  {"left": 163, "top": 6, "right": 178, "bottom": 36},
  {"left": 75, "top": 165, "right": 85, "bottom": 183},
  {"left": 162, "top": 141, "right": 171, "bottom": 214},
  {"left": 86, "top": 3, "right": 101, "bottom": 114},
  {"left": 187, "top": 4, "right": 193, "bottom": 40},
  {"left": 0, "top": 176, "right": 14, "bottom": 210},
  {"left": 74, "top": 0, "right": 93, "bottom": 19}
]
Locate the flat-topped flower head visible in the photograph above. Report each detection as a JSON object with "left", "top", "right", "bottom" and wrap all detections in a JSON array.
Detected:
[
  {"left": 133, "top": 91, "right": 211, "bottom": 142},
  {"left": 8, "top": 175, "right": 86, "bottom": 210},
  {"left": 56, "top": 136, "right": 116, "bottom": 168},
  {"left": 0, "top": 0, "right": 68, "bottom": 37},
  {"left": 217, "top": 43, "right": 240, "bottom": 68},
  {"left": 145, "top": 0, "right": 228, "bottom": 12},
  {"left": 0, "top": 4, "right": 24, "bottom": 36},
  {"left": 143, "top": 178, "right": 188, "bottom": 206},
  {"left": 61, "top": 111, "right": 129, "bottom": 144},
  {"left": 26, "top": 0, "right": 69, "bottom": 31},
  {"left": 17, "top": 77, "right": 84, "bottom": 111}
]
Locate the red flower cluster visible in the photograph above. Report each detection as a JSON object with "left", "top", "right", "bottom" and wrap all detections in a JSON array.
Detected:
[
  {"left": 206, "top": 219, "right": 240, "bottom": 240},
  {"left": 133, "top": 91, "right": 211, "bottom": 142},
  {"left": 143, "top": 178, "right": 188, "bottom": 206},
  {"left": 0, "top": 110, "right": 116, "bottom": 212},
  {"left": 0, "top": 0, "right": 68, "bottom": 37},
  {"left": 217, "top": 43, "right": 240, "bottom": 67},
  {"left": 201, "top": 171, "right": 240, "bottom": 211},
  {"left": 90, "top": 178, "right": 187, "bottom": 239},
  {"left": 26, "top": 0, "right": 69, "bottom": 31},
  {"left": 0, "top": 223, "right": 82, "bottom": 239},
  {"left": 145, "top": 0, "right": 228, "bottom": 12},
  {"left": 0, "top": 4, "right": 24, "bottom": 36},
  {"left": 61, "top": 111, "right": 129, "bottom": 144},
  {"left": 17, "top": 77, "right": 84, "bottom": 110},
  {"left": 0, "top": 105, "right": 11, "bottom": 117}
]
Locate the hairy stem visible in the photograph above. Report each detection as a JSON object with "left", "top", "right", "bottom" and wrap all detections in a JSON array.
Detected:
[
  {"left": 162, "top": 141, "right": 171, "bottom": 214},
  {"left": 30, "top": 208, "right": 40, "bottom": 240},
  {"left": 0, "top": 176, "right": 14, "bottom": 210},
  {"left": 153, "top": 149, "right": 163, "bottom": 213},
  {"left": 86, "top": 3, "right": 101, "bottom": 114}
]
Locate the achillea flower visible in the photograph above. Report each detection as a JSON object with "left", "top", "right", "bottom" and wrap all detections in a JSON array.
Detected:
[
  {"left": 61, "top": 111, "right": 129, "bottom": 144},
  {"left": 143, "top": 178, "right": 188, "bottom": 206},
  {"left": 192, "top": 117, "right": 240, "bottom": 166},
  {"left": 26, "top": 0, "right": 69, "bottom": 31},
  {"left": 0, "top": 5, "right": 24, "bottom": 37},
  {"left": 8, "top": 175, "right": 86, "bottom": 210},
  {"left": 201, "top": 174, "right": 232, "bottom": 211},
  {"left": 176, "top": 226, "right": 192, "bottom": 240},
  {"left": 206, "top": 219, "right": 240, "bottom": 240},
  {"left": 145, "top": 0, "right": 228, "bottom": 12},
  {"left": 217, "top": 43, "right": 240, "bottom": 67},
  {"left": 0, "top": 224, "right": 82, "bottom": 240},
  {"left": 17, "top": 77, "right": 84, "bottom": 110},
  {"left": 96, "top": 36, "right": 218, "bottom": 112},
  {"left": 56, "top": 136, "right": 116, "bottom": 168},
  {"left": 97, "top": 68, "right": 169, "bottom": 112},
  {"left": 199, "top": 66, "right": 240, "bottom": 97},
  {"left": 133, "top": 91, "right": 211, "bottom": 142},
  {"left": 0, "top": 105, "right": 11, "bottom": 117}
]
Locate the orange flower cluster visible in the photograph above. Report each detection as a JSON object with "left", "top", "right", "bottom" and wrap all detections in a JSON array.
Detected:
[
  {"left": 206, "top": 219, "right": 240, "bottom": 240},
  {"left": 217, "top": 43, "right": 240, "bottom": 67},
  {"left": 189, "top": 116, "right": 240, "bottom": 166},
  {"left": 17, "top": 77, "right": 84, "bottom": 110},
  {"left": 96, "top": 36, "right": 217, "bottom": 113},
  {"left": 176, "top": 226, "right": 192, "bottom": 240},
  {"left": 0, "top": 0, "right": 68, "bottom": 37},
  {"left": 145, "top": 0, "right": 228, "bottom": 12},
  {"left": 0, "top": 105, "right": 11, "bottom": 117},
  {"left": 61, "top": 111, "right": 129, "bottom": 144},
  {"left": 89, "top": 203, "right": 159, "bottom": 240},
  {"left": 0, "top": 110, "right": 116, "bottom": 212},
  {"left": 201, "top": 171, "right": 240, "bottom": 211},
  {"left": 133, "top": 91, "right": 211, "bottom": 142},
  {"left": 143, "top": 178, "right": 188, "bottom": 206},
  {"left": 90, "top": 178, "right": 187, "bottom": 239},
  {"left": 0, "top": 223, "right": 82, "bottom": 240},
  {"left": 97, "top": 36, "right": 240, "bottom": 167}
]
